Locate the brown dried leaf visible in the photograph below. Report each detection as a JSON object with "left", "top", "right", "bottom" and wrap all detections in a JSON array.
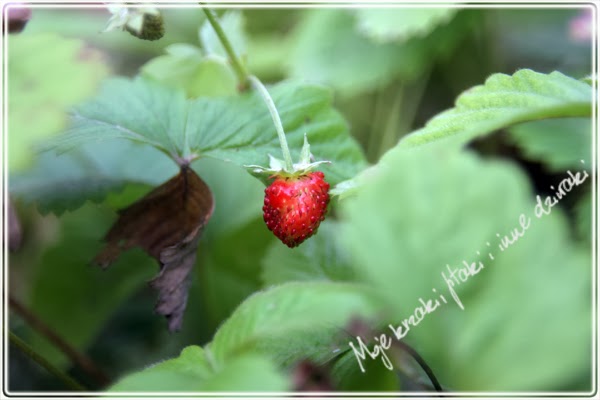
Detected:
[{"left": 93, "top": 166, "right": 214, "bottom": 332}]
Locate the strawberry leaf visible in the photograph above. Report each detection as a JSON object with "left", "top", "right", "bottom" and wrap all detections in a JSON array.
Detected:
[
  {"left": 399, "top": 69, "right": 592, "bottom": 148},
  {"left": 110, "top": 346, "right": 289, "bottom": 392},
  {"left": 340, "top": 144, "right": 591, "bottom": 390},
  {"left": 44, "top": 78, "right": 366, "bottom": 186},
  {"left": 207, "top": 281, "right": 386, "bottom": 368},
  {"left": 10, "top": 140, "right": 177, "bottom": 215}
]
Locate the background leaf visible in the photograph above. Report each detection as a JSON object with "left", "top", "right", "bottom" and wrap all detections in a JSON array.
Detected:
[
  {"left": 287, "top": 9, "right": 473, "bottom": 96},
  {"left": 140, "top": 44, "right": 237, "bottom": 98},
  {"left": 399, "top": 69, "right": 592, "bottom": 148},
  {"left": 354, "top": 8, "right": 457, "bottom": 43},
  {"left": 261, "top": 220, "right": 355, "bottom": 286},
  {"left": 21, "top": 205, "right": 155, "bottom": 368},
  {"left": 8, "top": 33, "right": 109, "bottom": 171},
  {"left": 508, "top": 118, "right": 592, "bottom": 171}
]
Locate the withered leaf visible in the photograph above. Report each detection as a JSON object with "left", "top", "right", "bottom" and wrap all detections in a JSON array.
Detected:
[{"left": 93, "top": 166, "right": 214, "bottom": 332}]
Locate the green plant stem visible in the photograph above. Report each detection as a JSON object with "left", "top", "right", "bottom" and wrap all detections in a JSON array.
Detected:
[
  {"left": 9, "top": 331, "right": 87, "bottom": 391},
  {"left": 249, "top": 75, "right": 294, "bottom": 171},
  {"left": 201, "top": 6, "right": 249, "bottom": 89},
  {"left": 201, "top": 5, "right": 293, "bottom": 170}
]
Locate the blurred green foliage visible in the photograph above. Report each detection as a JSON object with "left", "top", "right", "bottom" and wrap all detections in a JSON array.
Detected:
[
  {"left": 7, "top": 5, "right": 593, "bottom": 394},
  {"left": 8, "top": 33, "right": 108, "bottom": 171}
]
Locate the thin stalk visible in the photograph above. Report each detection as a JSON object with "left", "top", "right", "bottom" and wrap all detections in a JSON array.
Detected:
[
  {"left": 249, "top": 75, "right": 294, "bottom": 171},
  {"left": 201, "top": 5, "right": 293, "bottom": 170},
  {"left": 201, "top": 6, "right": 249, "bottom": 89},
  {"left": 9, "top": 331, "right": 87, "bottom": 391},
  {"left": 9, "top": 295, "right": 110, "bottom": 387}
]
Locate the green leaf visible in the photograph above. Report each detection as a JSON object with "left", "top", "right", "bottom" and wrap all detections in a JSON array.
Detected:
[
  {"left": 110, "top": 346, "right": 211, "bottom": 391},
  {"left": 110, "top": 346, "right": 289, "bottom": 392},
  {"left": 140, "top": 44, "right": 237, "bottom": 98},
  {"left": 340, "top": 144, "right": 591, "bottom": 390},
  {"left": 508, "top": 118, "right": 592, "bottom": 171},
  {"left": 399, "top": 69, "right": 592, "bottom": 148},
  {"left": 354, "top": 8, "right": 457, "bottom": 43},
  {"left": 288, "top": 10, "right": 472, "bottom": 96},
  {"left": 25, "top": 205, "right": 155, "bottom": 367},
  {"left": 199, "top": 352, "right": 289, "bottom": 391},
  {"left": 45, "top": 78, "right": 366, "bottom": 186},
  {"left": 10, "top": 139, "right": 177, "bottom": 214},
  {"left": 261, "top": 221, "right": 355, "bottom": 286},
  {"left": 208, "top": 282, "right": 386, "bottom": 368},
  {"left": 8, "top": 33, "right": 109, "bottom": 171}
]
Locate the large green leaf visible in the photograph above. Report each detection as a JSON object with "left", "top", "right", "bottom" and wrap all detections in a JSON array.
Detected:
[
  {"left": 110, "top": 346, "right": 289, "bottom": 392},
  {"left": 340, "top": 144, "right": 591, "bottom": 390},
  {"left": 399, "top": 69, "right": 592, "bottom": 148},
  {"left": 45, "top": 77, "right": 366, "bottom": 186},
  {"left": 354, "top": 8, "right": 457, "bottom": 43},
  {"left": 207, "top": 282, "right": 387, "bottom": 368},
  {"left": 508, "top": 118, "right": 592, "bottom": 171},
  {"left": 8, "top": 33, "right": 109, "bottom": 171}
]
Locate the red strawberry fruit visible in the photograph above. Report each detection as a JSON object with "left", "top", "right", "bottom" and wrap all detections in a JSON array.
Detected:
[
  {"left": 263, "top": 171, "right": 330, "bottom": 248},
  {"left": 246, "top": 134, "right": 331, "bottom": 248}
]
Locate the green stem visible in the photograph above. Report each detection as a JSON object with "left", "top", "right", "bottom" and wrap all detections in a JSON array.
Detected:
[
  {"left": 201, "top": 5, "right": 293, "bottom": 170},
  {"left": 249, "top": 75, "right": 294, "bottom": 171},
  {"left": 201, "top": 6, "right": 249, "bottom": 89},
  {"left": 9, "top": 331, "right": 87, "bottom": 391}
]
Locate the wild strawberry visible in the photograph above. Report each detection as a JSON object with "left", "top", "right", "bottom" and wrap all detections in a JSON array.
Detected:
[
  {"left": 263, "top": 171, "right": 330, "bottom": 248},
  {"left": 246, "top": 134, "right": 332, "bottom": 248}
]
